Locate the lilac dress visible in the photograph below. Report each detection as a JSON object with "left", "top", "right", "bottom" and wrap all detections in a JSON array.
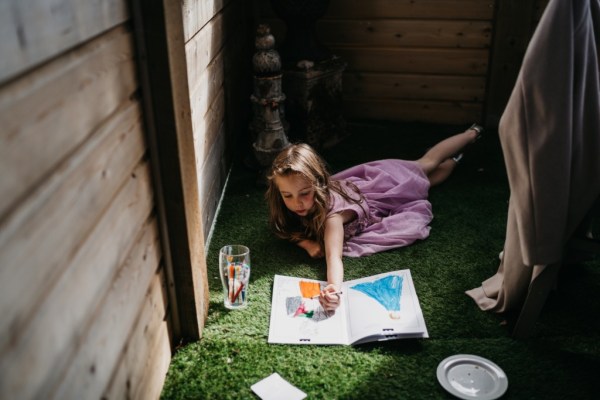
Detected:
[{"left": 328, "top": 160, "right": 432, "bottom": 257}]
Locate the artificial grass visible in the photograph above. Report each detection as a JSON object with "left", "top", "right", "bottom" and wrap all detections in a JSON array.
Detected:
[{"left": 161, "top": 122, "right": 600, "bottom": 399}]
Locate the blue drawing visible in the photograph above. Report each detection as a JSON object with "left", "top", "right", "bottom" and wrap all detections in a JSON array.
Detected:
[{"left": 351, "top": 275, "right": 404, "bottom": 318}]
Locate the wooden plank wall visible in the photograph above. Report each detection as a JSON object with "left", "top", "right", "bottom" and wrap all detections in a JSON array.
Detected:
[
  {"left": 0, "top": 1, "right": 171, "bottom": 399},
  {"left": 255, "top": 0, "right": 495, "bottom": 125},
  {"left": 182, "top": 0, "right": 253, "bottom": 242}
]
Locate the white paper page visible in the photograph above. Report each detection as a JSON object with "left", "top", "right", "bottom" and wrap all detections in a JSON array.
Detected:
[
  {"left": 345, "top": 270, "right": 428, "bottom": 344},
  {"left": 251, "top": 373, "right": 307, "bottom": 400},
  {"left": 268, "top": 275, "right": 349, "bottom": 345}
]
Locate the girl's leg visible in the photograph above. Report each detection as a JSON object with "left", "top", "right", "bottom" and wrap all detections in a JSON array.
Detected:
[
  {"left": 416, "top": 126, "right": 480, "bottom": 185},
  {"left": 426, "top": 159, "right": 457, "bottom": 187}
]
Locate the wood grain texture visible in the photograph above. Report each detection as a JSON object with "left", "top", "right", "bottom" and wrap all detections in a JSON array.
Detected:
[
  {"left": 50, "top": 217, "right": 162, "bottom": 399},
  {"left": 185, "top": 0, "right": 249, "bottom": 242},
  {"left": 102, "top": 270, "right": 171, "bottom": 399},
  {"left": 0, "top": 101, "right": 145, "bottom": 358},
  {"left": 199, "top": 124, "right": 228, "bottom": 241},
  {"left": 134, "top": 322, "right": 172, "bottom": 400},
  {"left": 0, "top": 159, "right": 153, "bottom": 399},
  {"left": 332, "top": 47, "right": 489, "bottom": 76},
  {"left": 344, "top": 97, "right": 482, "bottom": 125},
  {"left": 184, "top": 0, "right": 248, "bottom": 102},
  {"left": 256, "top": 0, "right": 495, "bottom": 20},
  {"left": 185, "top": 5, "right": 229, "bottom": 95},
  {"left": 193, "top": 87, "right": 225, "bottom": 170},
  {"left": 0, "top": 0, "right": 129, "bottom": 84},
  {"left": 163, "top": 0, "right": 210, "bottom": 340},
  {"left": 343, "top": 72, "right": 486, "bottom": 102},
  {"left": 0, "top": 25, "right": 138, "bottom": 219},
  {"left": 255, "top": 0, "right": 493, "bottom": 124},
  {"left": 182, "top": 0, "right": 231, "bottom": 42},
  {"left": 321, "top": 19, "right": 491, "bottom": 49},
  {"left": 188, "top": 47, "right": 225, "bottom": 129}
]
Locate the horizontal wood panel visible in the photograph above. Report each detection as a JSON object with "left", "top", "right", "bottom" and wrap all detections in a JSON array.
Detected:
[
  {"left": 51, "top": 217, "right": 162, "bottom": 399},
  {"left": 135, "top": 322, "right": 172, "bottom": 400},
  {"left": 0, "top": 0, "right": 129, "bottom": 84},
  {"left": 256, "top": 0, "right": 495, "bottom": 20},
  {"left": 344, "top": 97, "right": 482, "bottom": 125},
  {"left": 0, "top": 159, "right": 153, "bottom": 399},
  {"left": 200, "top": 125, "right": 228, "bottom": 241},
  {"left": 0, "top": 101, "right": 146, "bottom": 357},
  {"left": 0, "top": 25, "right": 138, "bottom": 219},
  {"left": 103, "top": 269, "right": 170, "bottom": 399},
  {"left": 193, "top": 87, "right": 225, "bottom": 169},
  {"left": 185, "top": 2, "right": 241, "bottom": 92},
  {"left": 189, "top": 47, "right": 225, "bottom": 124},
  {"left": 332, "top": 47, "right": 488, "bottom": 75},
  {"left": 186, "top": 0, "right": 249, "bottom": 244},
  {"left": 343, "top": 72, "right": 486, "bottom": 102},
  {"left": 199, "top": 121, "right": 227, "bottom": 204},
  {"left": 159, "top": 0, "right": 212, "bottom": 341},
  {"left": 319, "top": 19, "right": 492, "bottom": 48}
]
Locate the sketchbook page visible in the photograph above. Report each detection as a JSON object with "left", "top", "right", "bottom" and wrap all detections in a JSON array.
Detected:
[
  {"left": 268, "top": 275, "right": 349, "bottom": 345},
  {"left": 345, "top": 270, "right": 428, "bottom": 344}
]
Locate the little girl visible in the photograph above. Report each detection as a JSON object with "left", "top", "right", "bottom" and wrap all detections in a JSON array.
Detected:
[{"left": 266, "top": 124, "right": 483, "bottom": 310}]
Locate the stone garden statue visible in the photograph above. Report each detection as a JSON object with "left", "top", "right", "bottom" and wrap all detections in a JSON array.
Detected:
[{"left": 249, "top": 24, "right": 290, "bottom": 185}]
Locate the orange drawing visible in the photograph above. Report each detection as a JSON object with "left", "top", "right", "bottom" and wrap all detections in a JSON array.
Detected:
[{"left": 299, "top": 280, "right": 321, "bottom": 299}]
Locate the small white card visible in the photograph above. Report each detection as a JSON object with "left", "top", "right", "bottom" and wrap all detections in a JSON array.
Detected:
[{"left": 251, "top": 373, "right": 307, "bottom": 400}]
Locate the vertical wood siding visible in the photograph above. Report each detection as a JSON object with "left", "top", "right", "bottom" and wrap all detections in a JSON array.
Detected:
[{"left": 0, "top": 2, "right": 171, "bottom": 399}]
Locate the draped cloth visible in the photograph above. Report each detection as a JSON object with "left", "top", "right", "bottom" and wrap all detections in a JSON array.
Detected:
[{"left": 466, "top": 0, "right": 600, "bottom": 312}]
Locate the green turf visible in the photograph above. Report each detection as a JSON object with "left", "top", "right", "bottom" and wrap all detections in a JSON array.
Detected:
[{"left": 161, "top": 122, "right": 600, "bottom": 399}]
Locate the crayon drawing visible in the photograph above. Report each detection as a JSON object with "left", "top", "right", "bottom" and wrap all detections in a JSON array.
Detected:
[
  {"left": 299, "top": 280, "right": 321, "bottom": 298},
  {"left": 268, "top": 271, "right": 427, "bottom": 345},
  {"left": 283, "top": 280, "right": 329, "bottom": 322},
  {"left": 350, "top": 275, "right": 404, "bottom": 319}
]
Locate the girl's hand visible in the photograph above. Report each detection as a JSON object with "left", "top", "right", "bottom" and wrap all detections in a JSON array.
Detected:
[
  {"left": 298, "top": 240, "right": 324, "bottom": 258},
  {"left": 319, "top": 284, "right": 341, "bottom": 312}
]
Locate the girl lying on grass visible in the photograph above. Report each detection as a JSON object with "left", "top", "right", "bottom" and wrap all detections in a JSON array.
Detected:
[{"left": 266, "top": 124, "right": 483, "bottom": 311}]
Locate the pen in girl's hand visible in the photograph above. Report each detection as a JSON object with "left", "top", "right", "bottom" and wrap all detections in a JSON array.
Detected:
[{"left": 312, "top": 291, "right": 343, "bottom": 299}]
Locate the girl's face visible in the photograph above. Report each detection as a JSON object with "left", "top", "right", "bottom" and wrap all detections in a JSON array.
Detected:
[{"left": 275, "top": 173, "right": 315, "bottom": 217}]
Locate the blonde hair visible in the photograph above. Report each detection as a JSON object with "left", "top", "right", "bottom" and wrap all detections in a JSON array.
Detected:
[{"left": 266, "top": 143, "right": 362, "bottom": 247}]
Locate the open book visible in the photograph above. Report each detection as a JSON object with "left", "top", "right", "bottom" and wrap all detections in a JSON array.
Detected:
[{"left": 268, "top": 269, "right": 428, "bottom": 345}]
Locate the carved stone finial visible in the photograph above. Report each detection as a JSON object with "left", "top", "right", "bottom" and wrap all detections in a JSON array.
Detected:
[
  {"left": 252, "top": 24, "right": 281, "bottom": 76},
  {"left": 249, "top": 24, "right": 290, "bottom": 185}
]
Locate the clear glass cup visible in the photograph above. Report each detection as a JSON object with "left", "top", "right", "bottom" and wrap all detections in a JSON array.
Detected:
[{"left": 219, "top": 245, "right": 251, "bottom": 309}]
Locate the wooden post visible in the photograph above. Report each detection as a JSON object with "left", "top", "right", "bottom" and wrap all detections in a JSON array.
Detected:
[{"left": 131, "top": 0, "right": 209, "bottom": 343}]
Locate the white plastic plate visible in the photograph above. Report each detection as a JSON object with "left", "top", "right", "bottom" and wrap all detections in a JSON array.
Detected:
[{"left": 437, "top": 354, "right": 508, "bottom": 400}]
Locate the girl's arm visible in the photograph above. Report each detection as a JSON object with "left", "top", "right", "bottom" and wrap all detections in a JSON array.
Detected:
[{"left": 319, "top": 213, "right": 345, "bottom": 311}]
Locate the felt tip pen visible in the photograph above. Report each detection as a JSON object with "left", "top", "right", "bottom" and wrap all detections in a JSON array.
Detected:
[
  {"left": 232, "top": 282, "right": 245, "bottom": 303},
  {"left": 312, "top": 291, "right": 343, "bottom": 299}
]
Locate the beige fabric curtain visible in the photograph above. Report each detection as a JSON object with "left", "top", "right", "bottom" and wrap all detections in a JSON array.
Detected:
[{"left": 467, "top": 0, "right": 600, "bottom": 312}]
